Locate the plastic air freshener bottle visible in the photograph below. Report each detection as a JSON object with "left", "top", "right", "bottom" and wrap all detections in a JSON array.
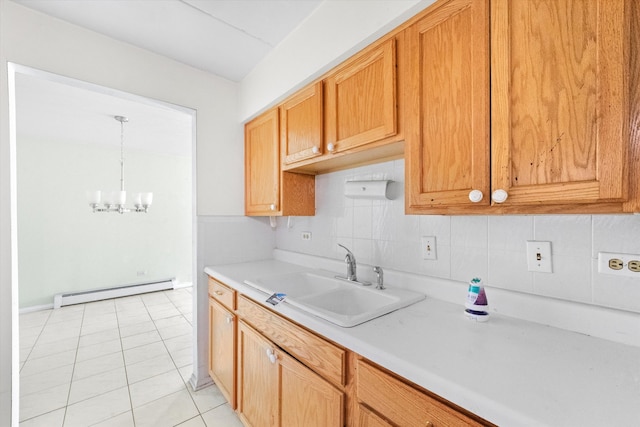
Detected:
[{"left": 465, "top": 277, "right": 489, "bottom": 322}]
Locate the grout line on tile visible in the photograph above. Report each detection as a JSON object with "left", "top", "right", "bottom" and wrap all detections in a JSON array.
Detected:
[{"left": 17, "top": 310, "right": 52, "bottom": 374}]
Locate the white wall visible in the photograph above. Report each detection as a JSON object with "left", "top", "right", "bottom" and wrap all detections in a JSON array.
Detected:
[
  {"left": 276, "top": 160, "right": 640, "bottom": 315},
  {"left": 0, "top": 1, "right": 243, "bottom": 423},
  {"left": 4, "top": 1, "right": 243, "bottom": 216},
  {"left": 17, "top": 136, "right": 192, "bottom": 308},
  {"left": 239, "top": 0, "right": 436, "bottom": 120}
]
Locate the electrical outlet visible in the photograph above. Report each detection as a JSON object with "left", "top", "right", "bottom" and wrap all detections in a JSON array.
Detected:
[
  {"left": 526, "top": 241, "right": 552, "bottom": 273},
  {"left": 301, "top": 231, "right": 312, "bottom": 241},
  {"left": 598, "top": 252, "right": 640, "bottom": 277},
  {"left": 421, "top": 236, "right": 437, "bottom": 260},
  {"left": 609, "top": 259, "right": 623, "bottom": 270}
]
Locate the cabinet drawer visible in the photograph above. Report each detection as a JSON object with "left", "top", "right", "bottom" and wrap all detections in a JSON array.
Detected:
[
  {"left": 208, "top": 276, "right": 236, "bottom": 310},
  {"left": 237, "top": 295, "right": 346, "bottom": 387},
  {"left": 357, "top": 360, "right": 486, "bottom": 427}
]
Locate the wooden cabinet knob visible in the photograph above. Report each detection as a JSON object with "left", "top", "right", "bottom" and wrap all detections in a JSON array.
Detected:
[
  {"left": 425, "top": 422, "right": 434, "bottom": 427},
  {"left": 215, "top": 290, "right": 224, "bottom": 296},
  {"left": 491, "top": 189, "right": 508, "bottom": 203},
  {"left": 468, "top": 189, "right": 483, "bottom": 203}
]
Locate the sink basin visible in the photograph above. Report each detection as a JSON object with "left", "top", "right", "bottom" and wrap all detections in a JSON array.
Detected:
[
  {"left": 244, "top": 270, "right": 341, "bottom": 299},
  {"left": 244, "top": 269, "right": 425, "bottom": 327},
  {"left": 297, "top": 287, "right": 394, "bottom": 316}
]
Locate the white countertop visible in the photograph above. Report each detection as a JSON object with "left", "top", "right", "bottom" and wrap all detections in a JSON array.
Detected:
[{"left": 205, "top": 260, "right": 640, "bottom": 426}]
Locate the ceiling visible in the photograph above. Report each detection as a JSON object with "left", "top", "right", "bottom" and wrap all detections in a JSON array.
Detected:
[
  {"left": 12, "top": 0, "right": 323, "bottom": 82},
  {"left": 12, "top": 0, "right": 324, "bottom": 156},
  {"left": 16, "top": 72, "right": 194, "bottom": 156}
]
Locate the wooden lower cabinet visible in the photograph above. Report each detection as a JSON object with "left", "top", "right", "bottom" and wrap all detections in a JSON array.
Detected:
[
  {"left": 207, "top": 276, "right": 489, "bottom": 426},
  {"left": 208, "top": 297, "right": 236, "bottom": 408},
  {"left": 237, "top": 320, "right": 344, "bottom": 427},
  {"left": 356, "top": 359, "right": 488, "bottom": 426},
  {"left": 358, "top": 404, "right": 393, "bottom": 427},
  {"left": 279, "top": 347, "right": 344, "bottom": 426},
  {"left": 237, "top": 321, "right": 278, "bottom": 427}
]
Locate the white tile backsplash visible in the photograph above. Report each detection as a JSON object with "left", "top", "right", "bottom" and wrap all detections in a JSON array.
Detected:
[
  {"left": 487, "top": 249, "right": 533, "bottom": 293},
  {"left": 197, "top": 216, "right": 275, "bottom": 268},
  {"left": 488, "top": 215, "right": 533, "bottom": 251},
  {"left": 196, "top": 160, "right": 640, "bottom": 317},
  {"left": 534, "top": 215, "right": 591, "bottom": 257},
  {"left": 592, "top": 215, "right": 640, "bottom": 255},
  {"left": 268, "top": 159, "right": 640, "bottom": 315}
]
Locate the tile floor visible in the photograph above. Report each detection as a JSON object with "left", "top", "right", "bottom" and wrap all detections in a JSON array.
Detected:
[{"left": 19, "top": 287, "right": 243, "bottom": 427}]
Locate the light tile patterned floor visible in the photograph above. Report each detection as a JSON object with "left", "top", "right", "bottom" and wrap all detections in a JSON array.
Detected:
[{"left": 19, "top": 288, "right": 243, "bottom": 427}]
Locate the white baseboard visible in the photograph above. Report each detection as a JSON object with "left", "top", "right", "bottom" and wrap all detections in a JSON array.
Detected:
[
  {"left": 19, "top": 304, "right": 53, "bottom": 314},
  {"left": 53, "top": 278, "right": 176, "bottom": 308}
]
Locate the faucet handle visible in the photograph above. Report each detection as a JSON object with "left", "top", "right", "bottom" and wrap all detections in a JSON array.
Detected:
[{"left": 373, "top": 266, "right": 385, "bottom": 290}]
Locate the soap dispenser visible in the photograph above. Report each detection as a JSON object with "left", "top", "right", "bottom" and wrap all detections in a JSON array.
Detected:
[{"left": 465, "top": 277, "right": 489, "bottom": 322}]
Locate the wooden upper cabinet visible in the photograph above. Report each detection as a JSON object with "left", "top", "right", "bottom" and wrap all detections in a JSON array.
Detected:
[
  {"left": 245, "top": 108, "right": 280, "bottom": 215},
  {"left": 325, "top": 38, "right": 398, "bottom": 153},
  {"left": 491, "top": 0, "right": 629, "bottom": 207},
  {"left": 281, "top": 81, "right": 324, "bottom": 165},
  {"left": 405, "top": 0, "right": 490, "bottom": 212},
  {"left": 245, "top": 108, "right": 315, "bottom": 217}
]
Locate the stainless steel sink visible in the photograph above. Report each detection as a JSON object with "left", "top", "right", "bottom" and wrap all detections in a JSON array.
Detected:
[{"left": 244, "top": 269, "right": 425, "bottom": 327}]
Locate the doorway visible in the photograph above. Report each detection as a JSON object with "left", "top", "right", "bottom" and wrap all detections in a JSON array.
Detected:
[{"left": 9, "top": 64, "right": 198, "bottom": 423}]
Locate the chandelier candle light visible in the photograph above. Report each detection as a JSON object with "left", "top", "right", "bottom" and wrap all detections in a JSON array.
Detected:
[{"left": 86, "top": 115, "right": 153, "bottom": 214}]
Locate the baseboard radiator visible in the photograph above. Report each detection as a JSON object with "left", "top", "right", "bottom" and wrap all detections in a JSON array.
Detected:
[{"left": 53, "top": 278, "right": 176, "bottom": 308}]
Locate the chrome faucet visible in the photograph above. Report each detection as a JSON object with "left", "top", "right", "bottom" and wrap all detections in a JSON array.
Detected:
[
  {"left": 336, "top": 244, "right": 371, "bottom": 286},
  {"left": 338, "top": 244, "right": 357, "bottom": 281}
]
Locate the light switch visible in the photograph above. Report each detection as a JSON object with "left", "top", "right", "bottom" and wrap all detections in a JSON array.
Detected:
[
  {"left": 526, "top": 241, "right": 552, "bottom": 273},
  {"left": 421, "top": 236, "right": 437, "bottom": 260}
]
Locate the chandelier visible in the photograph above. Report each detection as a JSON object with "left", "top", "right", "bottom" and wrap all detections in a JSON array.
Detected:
[{"left": 86, "top": 115, "right": 153, "bottom": 214}]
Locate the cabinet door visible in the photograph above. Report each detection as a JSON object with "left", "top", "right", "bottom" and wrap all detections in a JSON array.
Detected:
[
  {"left": 491, "top": 0, "right": 629, "bottom": 206},
  {"left": 208, "top": 298, "right": 236, "bottom": 409},
  {"left": 325, "top": 38, "right": 397, "bottom": 153},
  {"left": 405, "top": 0, "right": 490, "bottom": 212},
  {"left": 279, "top": 350, "right": 344, "bottom": 427},
  {"left": 281, "top": 81, "right": 324, "bottom": 165},
  {"left": 237, "top": 321, "right": 278, "bottom": 427},
  {"left": 358, "top": 404, "right": 393, "bottom": 427},
  {"left": 245, "top": 108, "right": 280, "bottom": 215}
]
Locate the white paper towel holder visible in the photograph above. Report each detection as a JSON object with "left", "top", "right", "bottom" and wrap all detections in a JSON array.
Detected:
[{"left": 344, "top": 180, "right": 393, "bottom": 199}]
